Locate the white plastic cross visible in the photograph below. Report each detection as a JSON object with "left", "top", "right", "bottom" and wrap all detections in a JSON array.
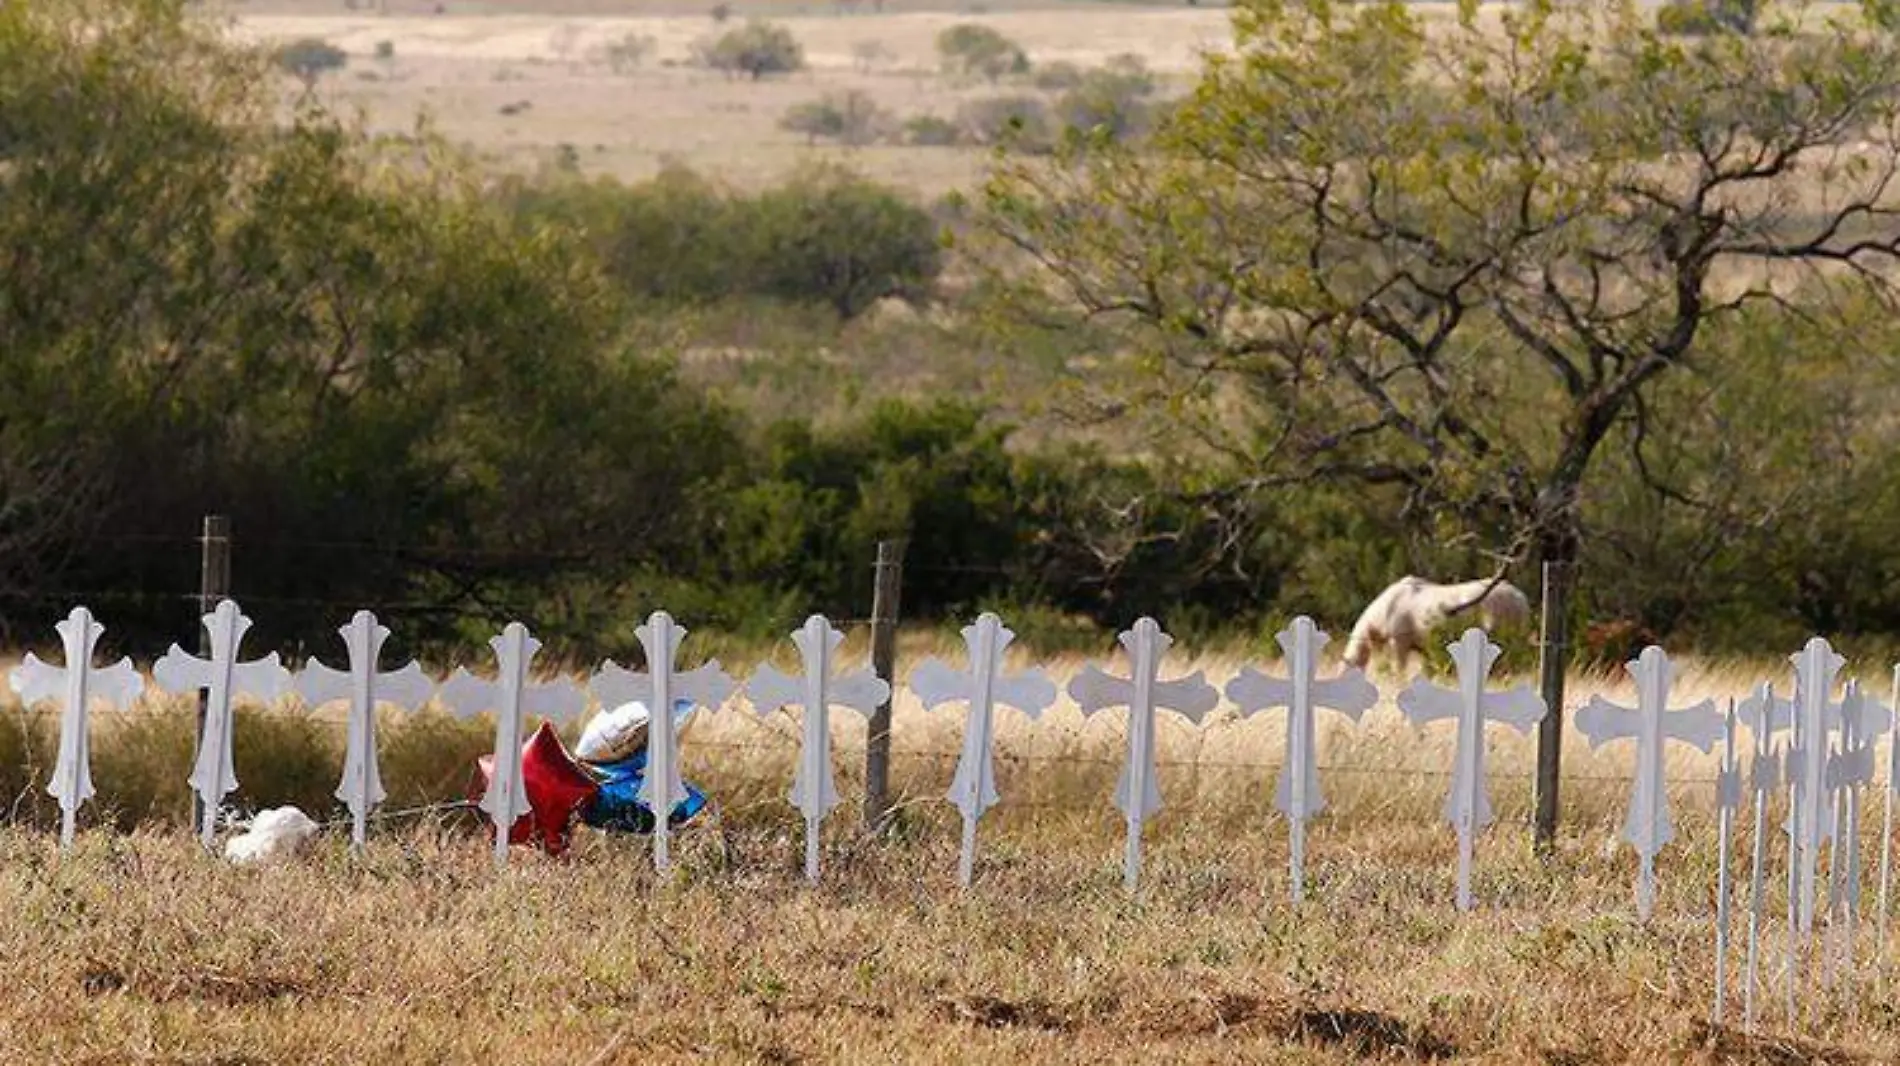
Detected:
[
  {"left": 1713, "top": 700, "right": 1739, "bottom": 1025},
  {"left": 295, "top": 610, "right": 435, "bottom": 850},
  {"left": 909, "top": 612, "right": 1057, "bottom": 887},
  {"left": 1396, "top": 627, "right": 1545, "bottom": 911},
  {"left": 440, "top": 622, "right": 587, "bottom": 868},
  {"left": 1741, "top": 681, "right": 1783, "bottom": 1030},
  {"left": 746, "top": 615, "right": 889, "bottom": 883},
  {"left": 1740, "top": 637, "right": 1850, "bottom": 935},
  {"left": 1067, "top": 617, "right": 1219, "bottom": 892},
  {"left": 588, "top": 610, "right": 734, "bottom": 873},
  {"left": 1877, "top": 665, "right": 1900, "bottom": 994},
  {"left": 1224, "top": 615, "right": 1376, "bottom": 903},
  {"left": 1824, "top": 679, "right": 1890, "bottom": 986},
  {"left": 1575, "top": 645, "right": 1723, "bottom": 919},
  {"left": 153, "top": 599, "right": 291, "bottom": 848},
  {"left": 10, "top": 607, "right": 144, "bottom": 848}
]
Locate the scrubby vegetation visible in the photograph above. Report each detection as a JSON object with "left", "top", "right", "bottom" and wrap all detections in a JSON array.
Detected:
[{"left": 0, "top": 0, "right": 1896, "bottom": 677}]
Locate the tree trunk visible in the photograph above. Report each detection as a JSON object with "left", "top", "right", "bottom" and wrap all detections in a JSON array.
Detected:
[{"left": 1532, "top": 526, "right": 1579, "bottom": 856}]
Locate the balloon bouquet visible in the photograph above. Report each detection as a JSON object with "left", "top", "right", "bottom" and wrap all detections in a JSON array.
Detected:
[{"left": 467, "top": 701, "right": 708, "bottom": 856}]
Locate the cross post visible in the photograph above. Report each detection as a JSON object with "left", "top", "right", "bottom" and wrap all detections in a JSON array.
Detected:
[
  {"left": 909, "top": 612, "right": 1056, "bottom": 887},
  {"left": 1396, "top": 627, "right": 1545, "bottom": 911},
  {"left": 10, "top": 606, "right": 144, "bottom": 848},
  {"left": 588, "top": 610, "right": 734, "bottom": 874},
  {"left": 440, "top": 622, "right": 587, "bottom": 868},
  {"left": 745, "top": 614, "right": 889, "bottom": 883},
  {"left": 1067, "top": 617, "right": 1218, "bottom": 893},
  {"left": 1575, "top": 644, "right": 1723, "bottom": 919},
  {"left": 295, "top": 610, "right": 436, "bottom": 850},
  {"left": 153, "top": 599, "right": 291, "bottom": 848},
  {"left": 1224, "top": 615, "right": 1376, "bottom": 903}
]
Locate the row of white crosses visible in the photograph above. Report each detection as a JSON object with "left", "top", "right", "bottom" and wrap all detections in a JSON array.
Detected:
[
  {"left": 34, "top": 598, "right": 1899, "bottom": 939},
  {"left": 6, "top": 599, "right": 1560, "bottom": 904}
]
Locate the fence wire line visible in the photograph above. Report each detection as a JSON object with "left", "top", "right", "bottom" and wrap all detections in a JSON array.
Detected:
[{"left": 6, "top": 698, "right": 1733, "bottom": 791}]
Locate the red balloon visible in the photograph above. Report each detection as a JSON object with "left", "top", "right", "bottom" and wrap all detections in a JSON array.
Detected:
[{"left": 467, "top": 721, "right": 600, "bottom": 857}]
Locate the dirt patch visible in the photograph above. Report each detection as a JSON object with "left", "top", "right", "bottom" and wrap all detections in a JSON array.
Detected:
[
  {"left": 934, "top": 993, "right": 1074, "bottom": 1032},
  {"left": 1692, "top": 1021, "right": 1866, "bottom": 1066},
  {"left": 82, "top": 964, "right": 312, "bottom": 1006},
  {"left": 1287, "top": 1007, "right": 1459, "bottom": 1060}
]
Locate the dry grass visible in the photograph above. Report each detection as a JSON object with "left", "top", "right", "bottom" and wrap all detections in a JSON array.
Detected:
[
  {"left": 209, "top": 3, "right": 1233, "bottom": 195},
  {"left": 4, "top": 634, "right": 1899, "bottom": 1061}
]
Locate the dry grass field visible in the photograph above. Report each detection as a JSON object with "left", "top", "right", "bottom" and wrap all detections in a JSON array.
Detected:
[
  {"left": 211, "top": 1, "right": 1233, "bottom": 196},
  {"left": 5, "top": 633, "right": 1900, "bottom": 1062}
]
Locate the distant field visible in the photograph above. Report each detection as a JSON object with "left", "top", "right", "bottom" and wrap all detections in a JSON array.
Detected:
[{"left": 211, "top": 3, "right": 1233, "bottom": 195}]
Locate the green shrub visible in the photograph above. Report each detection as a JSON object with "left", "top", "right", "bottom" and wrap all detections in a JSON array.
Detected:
[
  {"left": 696, "top": 19, "right": 805, "bottom": 79},
  {"left": 903, "top": 114, "right": 963, "bottom": 147},
  {"left": 936, "top": 23, "right": 1029, "bottom": 83},
  {"left": 274, "top": 37, "right": 348, "bottom": 89},
  {"left": 1655, "top": 0, "right": 1757, "bottom": 35},
  {"left": 957, "top": 94, "right": 1052, "bottom": 149},
  {"left": 779, "top": 90, "right": 889, "bottom": 146}
]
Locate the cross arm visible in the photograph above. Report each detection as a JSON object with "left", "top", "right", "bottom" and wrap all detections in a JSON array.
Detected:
[{"left": 295, "top": 658, "right": 352, "bottom": 709}]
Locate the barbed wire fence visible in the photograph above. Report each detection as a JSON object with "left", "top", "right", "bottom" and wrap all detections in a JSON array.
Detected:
[{"left": 0, "top": 512, "right": 1821, "bottom": 850}]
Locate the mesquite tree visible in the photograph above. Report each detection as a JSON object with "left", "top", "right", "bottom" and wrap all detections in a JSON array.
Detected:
[{"left": 970, "top": 0, "right": 1900, "bottom": 844}]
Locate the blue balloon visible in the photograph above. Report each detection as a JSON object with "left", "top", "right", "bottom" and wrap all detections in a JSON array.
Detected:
[{"left": 581, "top": 749, "right": 708, "bottom": 834}]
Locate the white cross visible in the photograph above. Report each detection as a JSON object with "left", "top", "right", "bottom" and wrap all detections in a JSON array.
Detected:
[
  {"left": 10, "top": 607, "right": 144, "bottom": 848},
  {"left": 153, "top": 599, "right": 291, "bottom": 848},
  {"left": 1876, "top": 665, "right": 1900, "bottom": 993},
  {"left": 295, "top": 610, "right": 435, "bottom": 850},
  {"left": 1826, "top": 680, "right": 1889, "bottom": 956},
  {"left": 588, "top": 610, "right": 734, "bottom": 873},
  {"left": 1396, "top": 627, "right": 1545, "bottom": 911},
  {"left": 1741, "top": 681, "right": 1783, "bottom": 1030},
  {"left": 1575, "top": 644, "right": 1723, "bottom": 919},
  {"left": 1739, "top": 637, "right": 1858, "bottom": 934},
  {"left": 1224, "top": 615, "right": 1376, "bottom": 904},
  {"left": 1067, "top": 616, "right": 1219, "bottom": 892},
  {"left": 908, "top": 612, "right": 1056, "bottom": 887},
  {"left": 745, "top": 614, "right": 889, "bottom": 883},
  {"left": 439, "top": 622, "right": 587, "bottom": 868}
]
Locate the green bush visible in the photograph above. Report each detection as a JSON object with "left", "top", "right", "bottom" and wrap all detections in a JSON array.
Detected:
[
  {"left": 274, "top": 37, "right": 348, "bottom": 89},
  {"left": 1655, "top": 0, "right": 1757, "bottom": 35},
  {"left": 903, "top": 114, "right": 963, "bottom": 147},
  {"left": 696, "top": 19, "right": 805, "bottom": 79},
  {"left": 779, "top": 90, "right": 889, "bottom": 146},
  {"left": 957, "top": 94, "right": 1052, "bottom": 149},
  {"left": 501, "top": 163, "right": 942, "bottom": 319},
  {"left": 1054, "top": 57, "right": 1159, "bottom": 141},
  {"left": 751, "top": 164, "right": 943, "bottom": 317},
  {"left": 936, "top": 23, "right": 1029, "bottom": 83}
]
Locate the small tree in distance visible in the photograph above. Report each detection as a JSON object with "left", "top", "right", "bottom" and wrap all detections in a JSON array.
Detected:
[
  {"left": 274, "top": 37, "right": 347, "bottom": 92},
  {"left": 936, "top": 23, "right": 1029, "bottom": 83},
  {"left": 697, "top": 19, "right": 805, "bottom": 80}
]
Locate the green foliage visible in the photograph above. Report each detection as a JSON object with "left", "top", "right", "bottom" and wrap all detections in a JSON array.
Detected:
[
  {"left": 501, "top": 163, "right": 941, "bottom": 319},
  {"left": 696, "top": 19, "right": 805, "bottom": 80},
  {"left": 1655, "top": 0, "right": 1759, "bottom": 35},
  {"left": 936, "top": 23, "right": 1030, "bottom": 83},
  {"left": 1052, "top": 56, "right": 1159, "bottom": 141},
  {"left": 902, "top": 114, "right": 964, "bottom": 147},
  {"left": 273, "top": 36, "right": 348, "bottom": 88},
  {"left": 971, "top": 0, "right": 1900, "bottom": 651},
  {"left": 779, "top": 90, "right": 888, "bottom": 146},
  {"left": 1031, "top": 60, "right": 1086, "bottom": 91},
  {"left": 750, "top": 164, "right": 943, "bottom": 318},
  {"left": 957, "top": 94, "right": 1052, "bottom": 150}
]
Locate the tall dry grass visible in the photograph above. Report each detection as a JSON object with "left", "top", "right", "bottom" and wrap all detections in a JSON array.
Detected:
[{"left": 5, "top": 633, "right": 1897, "bottom": 1063}]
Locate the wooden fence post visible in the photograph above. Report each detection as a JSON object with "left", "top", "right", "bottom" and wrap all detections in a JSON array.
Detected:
[
  {"left": 192, "top": 514, "right": 230, "bottom": 831},
  {"left": 865, "top": 539, "right": 905, "bottom": 832},
  {"left": 1533, "top": 558, "right": 1573, "bottom": 856}
]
